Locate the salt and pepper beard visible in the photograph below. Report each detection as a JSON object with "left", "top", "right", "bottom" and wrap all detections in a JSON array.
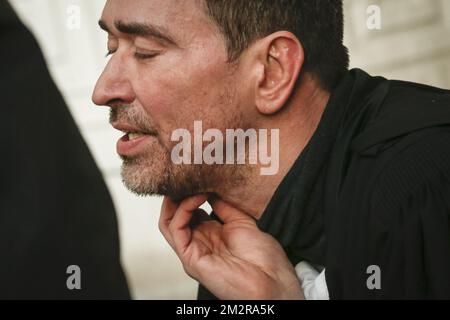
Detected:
[{"left": 110, "top": 106, "right": 253, "bottom": 202}]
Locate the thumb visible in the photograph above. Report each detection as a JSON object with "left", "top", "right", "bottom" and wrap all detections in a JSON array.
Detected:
[{"left": 209, "top": 198, "right": 256, "bottom": 225}]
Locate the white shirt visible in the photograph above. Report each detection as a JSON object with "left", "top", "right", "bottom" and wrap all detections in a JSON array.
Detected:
[{"left": 295, "top": 261, "right": 329, "bottom": 300}]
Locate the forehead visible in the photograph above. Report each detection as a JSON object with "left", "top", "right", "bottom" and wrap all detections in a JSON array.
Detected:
[{"left": 101, "top": 0, "right": 212, "bottom": 39}]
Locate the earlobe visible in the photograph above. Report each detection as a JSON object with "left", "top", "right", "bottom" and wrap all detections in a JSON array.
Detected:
[{"left": 255, "top": 32, "right": 304, "bottom": 115}]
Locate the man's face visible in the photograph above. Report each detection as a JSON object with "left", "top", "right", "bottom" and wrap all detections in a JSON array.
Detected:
[{"left": 92, "top": 0, "right": 252, "bottom": 200}]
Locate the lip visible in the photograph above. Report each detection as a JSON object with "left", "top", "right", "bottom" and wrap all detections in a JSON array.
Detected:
[
  {"left": 117, "top": 133, "right": 154, "bottom": 156},
  {"left": 111, "top": 122, "right": 157, "bottom": 156}
]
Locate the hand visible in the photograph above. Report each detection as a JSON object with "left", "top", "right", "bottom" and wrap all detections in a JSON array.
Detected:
[{"left": 159, "top": 195, "right": 304, "bottom": 300}]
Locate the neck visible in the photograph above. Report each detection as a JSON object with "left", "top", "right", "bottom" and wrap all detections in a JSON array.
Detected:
[{"left": 216, "top": 76, "right": 330, "bottom": 219}]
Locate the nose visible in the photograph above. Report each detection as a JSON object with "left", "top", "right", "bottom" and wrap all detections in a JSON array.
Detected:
[{"left": 92, "top": 55, "right": 135, "bottom": 108}]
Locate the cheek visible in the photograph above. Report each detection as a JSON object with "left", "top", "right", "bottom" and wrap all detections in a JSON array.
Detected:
[{"left": 134, "top": 60, "right": 234, "bottom": 133}]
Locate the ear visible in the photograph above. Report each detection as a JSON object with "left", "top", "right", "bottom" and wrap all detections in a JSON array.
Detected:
[{"left": 254, "top": 32, "right": 304, "bottom": 115}]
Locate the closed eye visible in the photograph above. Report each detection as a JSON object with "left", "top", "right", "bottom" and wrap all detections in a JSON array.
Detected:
[
  {"left": 104, "top": 50, "right": 158, "bottom": 60},
  {"left": 134, "top": 52, "right": 158, "bottom": 60}
]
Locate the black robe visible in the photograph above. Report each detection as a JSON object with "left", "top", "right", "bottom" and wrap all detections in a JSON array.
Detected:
[
  {"left": 0, "top": 1, "right": 130, "bottom": 299},
  {"left": 198, "top": 69, "right": 450, "bottom": 300}
]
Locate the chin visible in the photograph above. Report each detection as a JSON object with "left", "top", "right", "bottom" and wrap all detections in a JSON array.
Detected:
[
  {"left": 122, "top": 159, "right": 219, "bottom": 203},
  {"left": 120, "top": 157, "right": 166, "bottom": 195},
  {"left": 120, "top": 151, "right": 246, "bottom": 202}
]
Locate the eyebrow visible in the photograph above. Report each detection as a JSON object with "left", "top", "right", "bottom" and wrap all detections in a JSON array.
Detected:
[{"left": 98, "top": 20, "right": 177, "bottom": 46}]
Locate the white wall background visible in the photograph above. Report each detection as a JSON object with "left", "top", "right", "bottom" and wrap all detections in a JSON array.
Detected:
[
  {"left": 8, "top": 0, "right": 450, "bottom": 299},
  {"left": 345, "top": 0, "right": 450, "bottom": 88}
]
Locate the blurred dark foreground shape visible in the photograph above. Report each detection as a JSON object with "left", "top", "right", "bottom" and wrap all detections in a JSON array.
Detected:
[{"left": 0, "top": 0, "right": 130, "bottom": 299}]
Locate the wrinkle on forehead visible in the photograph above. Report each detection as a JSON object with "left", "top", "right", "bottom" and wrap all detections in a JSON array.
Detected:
[{"left": 102, "top": 0, "right": 216, "bottom": 46}]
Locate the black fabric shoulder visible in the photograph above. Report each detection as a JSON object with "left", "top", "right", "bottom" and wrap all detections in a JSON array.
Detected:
[
  {"left": 370, "top": 128, "right": 450, "bottom": 214},
  {"left": 352, "top": 80, "right": 450, "bottom": 155}
]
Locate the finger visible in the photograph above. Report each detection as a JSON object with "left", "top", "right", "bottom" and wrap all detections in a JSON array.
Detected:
[
  {"left": 159, "top": 196, "right": 179, "bottom": 249},
  {"left": 209, "top": 198, "right": 256, "bottom": 225},
  {"left": 169, "top": 195, "right": 208, "bottom": 255},
  {"left": 189, "top": 209, "right": 211, "bottom": 229}
]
